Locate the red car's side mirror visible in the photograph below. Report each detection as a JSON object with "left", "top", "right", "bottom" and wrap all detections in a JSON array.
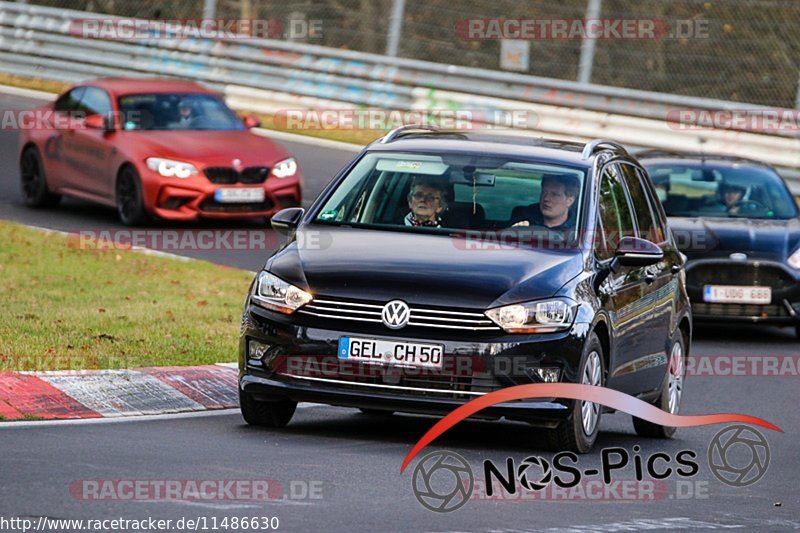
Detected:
[
  {"left": 243, "top": 115, "right": 261, "bottom": 129},
  {"left": 84, "top": 114, "right": 105, "bottom": 129}
]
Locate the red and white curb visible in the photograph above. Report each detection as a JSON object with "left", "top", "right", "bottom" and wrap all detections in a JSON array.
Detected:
[{"left": 0, "top": 363, "right": 239, "bottom": 421}]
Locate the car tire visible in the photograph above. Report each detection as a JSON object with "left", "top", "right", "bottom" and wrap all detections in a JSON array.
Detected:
[
  {"left": 239, "top": 389, "right": 297, "bottom": 428},
  {"left": 546, "top": 332, "right": 605, "bottom": 453},
  {"left": 20, "top": 147, "right": 61, "bottom": 208},
  {"left": 632, "top": 332, "right": 686, "bottom": 439},
  {"left": 116, "top": 166, "right": 149, "bottom": 226},
  {"left": 358, "top": 408, "right": 394, "bottom": 416}
]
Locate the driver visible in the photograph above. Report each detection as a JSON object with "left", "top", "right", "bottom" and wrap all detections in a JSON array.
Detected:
[
  {"left": 175, "top": 98, "right": 198, "bottom": 128},
  {"left": 705, "top": 182, "right": 746, "bottom": 213}
]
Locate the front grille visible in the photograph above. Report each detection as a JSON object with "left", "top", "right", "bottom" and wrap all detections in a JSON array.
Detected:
[
  {"left": 279, "top": 360, "right": 503, "bottom": 398},
  {"left": 693, "top": 302, "right": 788, "bottom": 318},
  {"left": 199, "top": 199, "right": 274, "bottom": 213},
  {"left": 204, "top": 166, "right": 270, "bottom": 184},
  {"left": 687, "top": 263, "right": 794, "bottom": 290},
  {"left": 297, "top": 297, "right": 500, "bottom": 332}
]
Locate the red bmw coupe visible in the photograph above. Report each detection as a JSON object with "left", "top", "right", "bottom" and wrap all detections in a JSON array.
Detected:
[{"left": 19, "top": 78, "right": 302, "bottom": 225}]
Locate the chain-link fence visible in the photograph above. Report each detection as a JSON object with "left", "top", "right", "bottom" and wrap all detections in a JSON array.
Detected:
[{"left": 20, "top": 0, "right": 800, "bottom": 108}]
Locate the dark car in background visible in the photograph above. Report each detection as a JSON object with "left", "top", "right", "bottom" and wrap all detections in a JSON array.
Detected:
[
  {"left": 639, "top": 151, "right": 800, "bottom": 336},
  {"left": 238, "top": 129, "right": 692, "bottom": 453}
]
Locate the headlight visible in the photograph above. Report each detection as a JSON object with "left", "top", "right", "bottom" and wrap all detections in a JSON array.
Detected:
[
  {"left": 485, "top": 298, "right": 576, "bottom": 334},
  {"left": 146, "top": 157, "right": 198, "bottom": 178},
  {"left": 271, "top": 157, "right": 297, "bottom": 178},
  {"left": 789, "top": 248, "right": 800, "bottom": 270},
  {"left": 251, "top": 271, "right": 312, "bottom": 314}
]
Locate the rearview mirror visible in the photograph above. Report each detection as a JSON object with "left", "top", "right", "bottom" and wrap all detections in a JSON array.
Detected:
[
  {"left": 614, "top": 236, "right": 664, "bottom": 268},
  {"left": 271, "top": 207, "right": 304, "bottom": 235}
]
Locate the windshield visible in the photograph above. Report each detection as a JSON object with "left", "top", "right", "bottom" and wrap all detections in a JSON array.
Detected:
[
  {"left": 313, "top": 151, "right": 587, "bottom": 237},
  {"left": 645, "top": 163, "right": 797, "bottom": 219},
  {"left": 117, "top": 93, "right": 245, "bottom": 131}
]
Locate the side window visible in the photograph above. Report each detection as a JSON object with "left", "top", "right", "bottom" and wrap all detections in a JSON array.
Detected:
[
  {"left": 596, "top": 165, "right": 636, "bottom": 260},
  {"left": 53, "top": 87, "right": 86, "bottom": 113},
  {"left": 620, "top": 163, "right": 661, "bottom": 243},
  {"left": 636, "top": 167, "right": 668, "bottom": 243},
  {"left": 78, "top": 87, "right": 113, "bottom": 117}
]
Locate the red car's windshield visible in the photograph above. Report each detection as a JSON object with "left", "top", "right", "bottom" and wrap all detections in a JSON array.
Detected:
[{"left": 118, "top": 93, "right": 245, "bottom": 131}]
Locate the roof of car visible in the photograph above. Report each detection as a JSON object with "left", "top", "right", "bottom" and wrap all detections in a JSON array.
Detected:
[
  {"left": 81, "top": 77, "right": 214, "bottom": 95},
  {"left": 366, "top": 131, "right": 618, "bottom": 168},
  {"left": 635, "top": 149, "right": 771, "bottom": 168}
]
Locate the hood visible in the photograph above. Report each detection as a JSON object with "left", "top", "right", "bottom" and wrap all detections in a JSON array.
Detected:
[
  {"left": 267, "top": 227, "right": 585, "bottom": 309},
  {"left": 669, "top": 216, "right": 800, "bottom": 262},
  {"left": 122, "top": 130, "right": 290, "bottom": 166}
]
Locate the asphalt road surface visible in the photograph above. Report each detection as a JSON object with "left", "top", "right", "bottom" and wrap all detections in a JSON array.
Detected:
[{"left": 1, "top": 91, "right": 798, "bottom": 532}]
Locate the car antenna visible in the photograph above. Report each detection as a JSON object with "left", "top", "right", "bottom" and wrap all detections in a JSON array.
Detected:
[{"left": 698, "top": 136, "right": 707, "bottom": 164}]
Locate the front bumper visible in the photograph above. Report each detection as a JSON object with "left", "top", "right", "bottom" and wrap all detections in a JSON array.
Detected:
[
  {"left": 686, "top": 259, "right": 800, "bottom": 324},
  {"left": 239, "top": 303, "right": 588, "bottom": 424},
  {"left": 143, "top": 172, "right": 301, "bottom": 221}
]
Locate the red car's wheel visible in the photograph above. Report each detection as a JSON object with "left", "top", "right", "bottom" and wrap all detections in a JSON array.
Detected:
[
  {"left": 116, "top": 166, "right": 149, "bottom": 226},
  {"left": 20, "top": 147, "right": 61, "bottom": 208}
]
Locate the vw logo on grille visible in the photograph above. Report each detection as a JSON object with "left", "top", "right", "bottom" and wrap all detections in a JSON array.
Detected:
[{"left": 382, "top": 300, "right": 410, "bottom": 329}]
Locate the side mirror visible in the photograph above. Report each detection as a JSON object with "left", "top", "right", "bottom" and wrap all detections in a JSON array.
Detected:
[
  {"left": 84, "top": 114, "right": 105, "bottom": 129},
  {"left": 243, "top": 115, "right": 261, "bottom": 129},
  {"left": 614, "top": 236, "right": 664, "bottom": 268},
  {"left": 271, "top": 207, "right": 304, "bottom": 235},
  {"left": 85, "top": 113, "right": 116, "bottom": 132}
]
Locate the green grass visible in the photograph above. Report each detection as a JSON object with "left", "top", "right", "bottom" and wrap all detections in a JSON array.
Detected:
[{"left": 0, "top": 221, "right": 254, "bottom": 370}]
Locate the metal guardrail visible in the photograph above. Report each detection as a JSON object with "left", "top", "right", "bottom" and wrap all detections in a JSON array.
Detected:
[{"left": 2, "top": 0, "right": 800, "bottom": 189}]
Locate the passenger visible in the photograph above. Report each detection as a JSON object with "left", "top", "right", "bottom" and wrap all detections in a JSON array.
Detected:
[
  {"left": 511, "top": 174, "right": 580, "bottom": 231},
  {"left": 404, "top": 176, "right": 447, "bottom": 227}
]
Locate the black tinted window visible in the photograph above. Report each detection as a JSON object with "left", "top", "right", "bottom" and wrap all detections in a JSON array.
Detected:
[
  {"left": 620, "top": 163, "right": 661, "bottom": 243},
  {"left": 596, "top": 165, "right": 635, "bottom": 260},
  {"left": 78, "top": 87, "right": 112, "bottom": 116},
  {"left": 54, "top": 87, "right": 85, "bottom": 113}
]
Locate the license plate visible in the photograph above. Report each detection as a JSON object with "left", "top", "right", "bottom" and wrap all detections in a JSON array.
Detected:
[
  {"left": 214, "top": 188, "right": 265, "bottom": 203},
  {"left": 337, "top": 337, "right": 443, "bottom": 370},
  {"left": 703, "top": 285, "right": 771, "bottom": 304}
]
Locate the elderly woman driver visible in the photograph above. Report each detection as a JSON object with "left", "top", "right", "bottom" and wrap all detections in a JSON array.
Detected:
[{"left": 404, "top": 176, "right": 448, "bottom": 227}]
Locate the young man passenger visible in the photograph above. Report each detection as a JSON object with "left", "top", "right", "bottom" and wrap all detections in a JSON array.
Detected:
[{"left": 511, "top": 174, "right": 580, "bottom": 231}]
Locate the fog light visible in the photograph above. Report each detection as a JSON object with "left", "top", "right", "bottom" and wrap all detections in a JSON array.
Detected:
[
  {"left": 248, "top": 339, "right": 270, "bottom": 360},
  {"left": 529, "top": 367, "right": 560, "bottom": 383}
]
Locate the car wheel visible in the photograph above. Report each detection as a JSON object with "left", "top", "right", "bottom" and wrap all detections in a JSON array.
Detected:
[
  {"left": 632, "top": 333, "right": 686, "bottom": 438},
  {"left": 20, "top": 147, "right": 61, "bottom": 208},
  {"left": 116, "top": 166, "right": 149, "bottom": 226},
  {"left": 358, "top": 408, "right": 394, "bottom": 416},
  {"left": 239, "top": 389, "right": 297, "bottom": 428},
  {"left": 546, "top": 332, "right": 605, "bottom": 453}
]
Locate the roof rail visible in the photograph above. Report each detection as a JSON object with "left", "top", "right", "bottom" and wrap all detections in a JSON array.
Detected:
[
  {"left": 581, "top": 139, "right": 628, "bottom": 160},
  {"left": 379, "top": 124, "right": 441, "bottom": 144}
]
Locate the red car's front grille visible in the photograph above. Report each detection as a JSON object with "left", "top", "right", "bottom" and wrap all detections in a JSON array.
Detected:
[{"left": 204, "top": 166, "right": 270, "bottom": 184}]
